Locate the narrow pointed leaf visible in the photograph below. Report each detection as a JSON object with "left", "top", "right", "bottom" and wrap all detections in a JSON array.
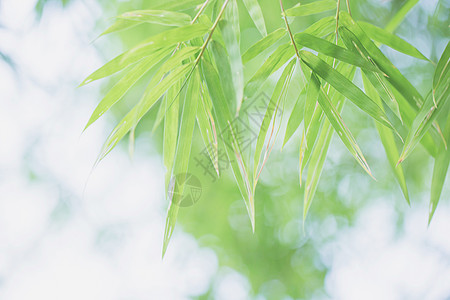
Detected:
[
  {"left": 358, "top": 21, "right": 429, "bottom": 61},
  {"left": 429, "top": 117, "right": 450, "bottom": 224},
  {"left": 163, "top": 71, "right": 200, "bottom": 257},
  {"left": 99, "top": 19, "right": 142, "bottom": 37},
  {"left": 84, "top": 49, "right": 171, "bottom": 129},
  {"left": 294, "top": 33, "right": 384, "bottom": 73},
  {"left": 312, "top": 73, "right": 373, "bottom": 177},
  {"left": 300, "top": 50, "right": 395, "bottom": 130},
  {"left": 285, "top": 0, "right": 336, "bottom": 17},
  {"left": 242, "top": 0, "right": 267, "bottom": 37},
  {"left": 433, "top": 41, "right": 450, "bottom": 91},
  {"left": 254, "top": 59, "right": 296, "bottom": 175},
  {"left": 245, "top": 43, "right": 294, "bottom": 97},
  {"left": 242, "top": 28, "right": 286, "bottom": 64},
  {"left": 362, "top": 73, "right": 409, "bottom": 203},
  {"left": 97, "top": 62, "right": 194, "bottom": 162},
  {"left": 385, "top": 0, "right": 420, "bottom": 33},
  {"left": 117, "top": 10, "right": 192, "bottom": 26},
  {"left": 283, "top": 86, "right": 306, "bottom": 146}
]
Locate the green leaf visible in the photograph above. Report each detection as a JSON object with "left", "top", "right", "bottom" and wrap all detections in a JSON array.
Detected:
[
  {"left": 196, "top": 82, "right": 219, "bottom": 175},
  {"left": 433, "top": 41, "right": 450, "bottom": 92},
  {"left": 362, "top": 73, "right": 409, "bottom": 204},
  {"left": 201, "top": 59, "right": 255, "bottom": 230},
  {"left": 312, "top": 73, "right": 373, "bottom": 177},
  {"left": 242, "top": 28, "right": 286, "bottom": 64},
  {"left": 285, "top": 0, "right": 336, "bottom": 17},
  {"left": 117, "top": 10, "right": 192, "bottom": 26},
  {"left": 304, "top": 91, "right": 345, "bottom": 221},
  {"left": 254, "top": 59, "right": 296, "bottom": 177},
  {"left": 80, "top": 23, "right": 208, "bottom": 86},
  {"left": 429, "top": 116, "right": 450, "bottom": 224},
  {"left": 242, "top": 0, "right": 267, "bottom": 37},
  {"left": 221, "top": 18, "right": 244, "bottom": 113},
  {"left": 245, "top": 43, "right": 294, "bottom": 97},
  {"left": 398, "top": 86, "right": 450, "bottom": 164},
  {"left": 97, "top": 62, "right": 194, "bottom": 162},
  {"left": 300, "top": 50, "right": 395, "bottom": 130},
  {"left": 84, "top": 48, "right": 172, "bottom": 130},
  {"left": 294, "top": 32, "right": 384, "bottom": 73},
  {"left": 358, "top": 21, "right": 429, "bottom": 61},
  {"left": 385, "top": 0, "right": 420, "bottom": 33},
  {"left": 303, "top": 16, "right": 335, "bottom": 37},
  {"left": 283, "top": 86, "right": 306, "bottom": 146},
  {"left": 339, "top": 13, "right": 424, "bottom": 109},
  {"left": 163, "top": 79, "right": 182, "bottom": 188},
  {"left": 163, "top": 71, "right": 200, "bottom": 258},
  {"left": 99, "top": 19, "right": 142, "bottom": 37}
]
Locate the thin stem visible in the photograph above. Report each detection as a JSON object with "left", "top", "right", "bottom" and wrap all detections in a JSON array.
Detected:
[
  {"left": 192, "top": 0, "right": 211, "bottom": 24},
  {"left": 346, "top": 0, "right": 351, "bottom": 16},
  {"left": 280, "top": 0, "right": 301, "bottom": 63}
]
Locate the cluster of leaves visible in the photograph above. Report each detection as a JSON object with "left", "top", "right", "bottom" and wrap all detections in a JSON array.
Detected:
[{"left": 81, "top": 0, "right": 449, "bottom": 257}]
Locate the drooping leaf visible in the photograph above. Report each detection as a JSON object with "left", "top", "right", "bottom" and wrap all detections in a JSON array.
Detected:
[
  {"left": 242, "top": 0, "right": 267, "bottom": 37},
  {"left": 398, "top": 84, "right": 450, "bottom": 164},
  {"left": 385, "top": 0, "right": 420, "bottom": 33},
  {"left": 117, "top": 10, "right": 192, "bottom": 27},
  {"left": 97, "top": 62, "right": 194, "bottom": 162},
  {"left": 429, "top": 116, "right": 450, "bottom": 224},
  {"left": 339, "top": 13, "right": 424, "bottom": 108},
  {"left": 162, "top": 71, "right": 200, "bottom": 258},
  {"left": 242, "top": 28, "right": 286, "bottom": 64},
  {"left": 84, "top": 48, "right": 172, "bottom": 129},
  {"left": 433, "top": 41, "right": 450, "bottom": 92},
  {"left": 358, "top": 21, "right": 429, "bottom": 61},
  {"left": 201, "top": 59, "right": 255, "bottom": 230},
  {"left": 294, "top": 33, "right": 384, "bottom": 73},
  {"left": 283, "top": 86, "right": 306, "bottom": 146},
  {"left": 300, "top": 50, "right": 395, "bottom": 130},
  {"left": 245, "top": 43, "right": 294, "bottom": 97},
  {"left": 312, "top": 73, "right": 373, "bottom": 177},
  {"left": 99, "top": 19, "right": 142, "bottom": 37},
  {"left": 302, "top": 16, "right": 335, "bottom": 37},
  {"left": 285, "top": 0, "right": 336, "bottom": 17},
  {"left": 254, "top": 59, "right": 296, "bottom": 177},
  {"left": 362, "top": 73, "right": 409, "bottom": 204},
  {"left": 221, "top": 18, "right": 244, "bottom": 113}
]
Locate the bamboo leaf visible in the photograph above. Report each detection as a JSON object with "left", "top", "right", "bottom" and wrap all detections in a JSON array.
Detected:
[
  {"left": 429, "top": 116, "right": 450, "bottom": 224},
  {"left": 84, "top": 48, "right": 172, "bottom": 130},
  {"left": 358, "top": 21, "right": 429, "bottom": 61},
  {"left": 303, "top": 16, "right": 335, "bottom": 37},
  {"left": 242, "top": 28, "right": 286, "bottom": 64},
  {"left": 433, "top": 41, "right": 450, "bottom": 92},
  {"left": 245, "top": 43, "right": 294, "bottom": 97},
  {"left": 300, "top": 50, "right": 395, "bottom": 130},
  {"left": 163, "top": 71, "right": 200, "bottom": 258},
  {"left": 242, "top": 0, "right": 267, "bottom": 37},
  {"left": 221, "top": 18, "right": 244, "bottom": 112},
  {"left": 283, "top": 86, "right": 306, "bottom": 146},
  {"left": 312, "top": 73, "right": 373, "bottom": 177},
  {"left": 97, "top": 62, "right": 194, "bottom": 162},
  {"left": 285, "top": 0, "right": 336, "bottom": 17},
  {"left": 385, "top": 0, "right": 420, "bottom": 33},
  {"left": 201, "top": 59, "right": 255, "bottom": 230},
  {"left": 99, "top": 19, "right": 142, "bottom": 37},
  {"left": 398, "top": 86, "right": 450, "bottom": 164},
  {"left": 294, "top": 33, "right": 384, "bottom": 73},
  {"left": 117, "top": 10, "right": 192, "bottom": 27},
  {"left": 339, "top": 12, "right": 424, "bottom": 109},
  {"left": 362, "top": 73, "right": 409, "bottom": 204},
  {"left": 254, "top": 59, "right": 296, "bottom": 176}
]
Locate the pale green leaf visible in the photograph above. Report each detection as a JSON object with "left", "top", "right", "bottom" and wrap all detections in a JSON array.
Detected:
[
  {"left": 300, "top": 50, "right": 395, "bottom": 130},
  {"left": 362, "top": 73, "right": 409, "bottom": 204},
  {"left": 285, "top": 0, "right": 336, "bottom": 17},
  {"left": 242, "top": 28, "right": 286, "bottom": 64},
  {"left": 385, "top": 0, "right": 420, "bottom": 33},
  {"left": 283, "top": 86, "right": 306, "bottom": 146},
  {"left": 242, "top": 0, "right": 267, "bottom": 37},
  {"left": 358, "top": 21, "right": 429, "bottom": 61},
  {"left": 118, "top": 10, "right": 192, "bottom": 26}
]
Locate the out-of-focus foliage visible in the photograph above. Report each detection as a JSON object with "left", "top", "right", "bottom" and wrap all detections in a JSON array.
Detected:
[{"left": 78, "top": 0, "right": 449, "bottom": 298}]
